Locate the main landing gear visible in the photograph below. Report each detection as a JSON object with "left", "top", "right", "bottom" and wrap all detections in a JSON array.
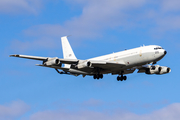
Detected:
[
  {"left": 117, "top": 75, "right": 127, "bottom": 81},
  {"left": 117, "top": 71, "right": 127, "bottom": 81},
  {"left": 93, "top": 74, "right": 103, "bottom": 80}
]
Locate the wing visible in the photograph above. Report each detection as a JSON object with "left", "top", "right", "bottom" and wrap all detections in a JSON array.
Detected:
[
  {"left": 88, "top": 60, "right": 126, "bottom": 69},
  {"left": 85, "top": 60, "right": 137, "bottom": 75},
  {"left": 10, "top": 54, "right": 81, "bottom": 75},
  {"left": 137, "top": 64, "right": 151, "bottom": 73},
  {"left": 36, "top": 64, "right": 68, "bottom": 70},
  {"left": 10, "top": 54, "right": 48, "bottom": 61},
  {"left": 111, "top": 69, "right": 136, "bottom": 75},
  {"left": 10, "top": 54, "right": 79, "bottom": 64}
]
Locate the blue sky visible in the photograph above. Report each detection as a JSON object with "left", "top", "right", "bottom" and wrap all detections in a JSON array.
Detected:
[{"left": 0, "top": 0, "right": 180, "bottom": 119}]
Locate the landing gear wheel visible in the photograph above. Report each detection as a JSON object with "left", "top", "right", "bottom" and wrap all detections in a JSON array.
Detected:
[
  {"left": 117, "top": 75, "right": 127, "bottom": 81},
  {"left": 96, "top": 74, "right": 100, "bottom": 80},
  {"left": 99, "top": 74, "right": 103, "bottom": 79},
  {"left": 117, "top": 76, "right": 120, "bottom": 81},
  {"left": 93, "top": 74, "right": 103, "bottom": 80},
  {"left": 93, "top": 74, "right": 97, "bottom": 79},
  {"left": 123, "top": 76, "right": 127, "bottom": 81}
]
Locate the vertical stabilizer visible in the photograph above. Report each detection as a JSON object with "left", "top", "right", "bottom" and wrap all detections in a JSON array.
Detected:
[{"left": 61, "top": 36, "right": 77, "bottom": 68}]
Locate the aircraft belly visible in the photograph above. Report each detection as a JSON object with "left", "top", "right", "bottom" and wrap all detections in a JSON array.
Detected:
[
  {"left": 69, "top": 69, "right": 90, "bottom": 74},
  {"left": 76, "top": 67, "right": 95, "bottom": 75}
]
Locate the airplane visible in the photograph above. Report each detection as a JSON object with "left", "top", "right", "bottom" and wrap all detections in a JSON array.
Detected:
[{"left": 10, "top": 36, "right": 171, "bottom": 81}]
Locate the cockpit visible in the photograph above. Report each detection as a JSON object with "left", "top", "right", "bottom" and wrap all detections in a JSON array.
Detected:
[{"left": 154, "top": 47, "right": 163, "bottom": 50}]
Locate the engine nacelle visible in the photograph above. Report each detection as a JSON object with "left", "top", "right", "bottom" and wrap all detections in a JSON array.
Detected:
[
  {"left": 77, "top": 60, "right": 91, "bottom": 69},
  {"left": 157, "top": 66, "right": 171, "bottom": 75},
  {"left": 145, "top": 65, "right": 161, "bottom": 74},
  {"left": 44, "top": 58, "right": 61, "bottom": 66},
  {"left": 145, "top": 65, "right": 171, "bottom": 75}
]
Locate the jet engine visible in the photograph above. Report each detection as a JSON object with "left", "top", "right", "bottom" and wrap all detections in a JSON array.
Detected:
[
  {"left": 145, "top": 65, "right": 161, "bottom": 74},
  {"left": 145, "top": 65, "right": 171, "bottom": 75},
  {"left": 76, "top": 60, "right": 91, "bottom": 69},
  {"left": 43, "top": 58, "right": 61, "bottom": 66},
  {"left": 157, "top": 66, "right": 171, "bottom": 75}
]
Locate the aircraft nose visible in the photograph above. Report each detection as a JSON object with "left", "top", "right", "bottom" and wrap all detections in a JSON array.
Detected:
[{"left": 164, "top": 50, "right": 167, "bottom": 55}]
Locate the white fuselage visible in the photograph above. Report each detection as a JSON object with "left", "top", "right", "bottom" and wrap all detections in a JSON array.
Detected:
[{"left": 88, "top": 45, "right": 166, "bottom": 71}]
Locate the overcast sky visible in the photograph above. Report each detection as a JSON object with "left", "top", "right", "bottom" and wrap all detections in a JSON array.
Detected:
[{"left": 1, "top": 0, "right": 180, "bottom": 120}]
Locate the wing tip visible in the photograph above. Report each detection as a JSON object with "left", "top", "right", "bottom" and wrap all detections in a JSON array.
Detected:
[{"left": 9, "top": 54, "right": 20, "bottom": 57}]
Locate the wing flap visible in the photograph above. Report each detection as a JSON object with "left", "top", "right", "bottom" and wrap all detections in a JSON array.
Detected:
[
  {"left": 36, "top": 64, "right": 69, "bottom": 71},
  {"left": 36, "top": 64, "right": 89, "bottom": 75}
]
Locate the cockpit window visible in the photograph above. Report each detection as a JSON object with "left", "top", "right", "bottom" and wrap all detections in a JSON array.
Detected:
[{"left": 154, "top": 47, "right": 163, "bottom": 50}]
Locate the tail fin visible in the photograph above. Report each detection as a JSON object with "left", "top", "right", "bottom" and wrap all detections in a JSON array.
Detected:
[{"left": 61, "top": 36, "right": 77, "bottom": 68}]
